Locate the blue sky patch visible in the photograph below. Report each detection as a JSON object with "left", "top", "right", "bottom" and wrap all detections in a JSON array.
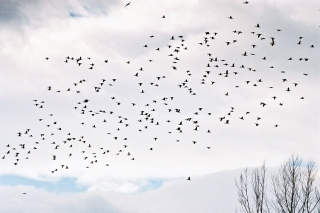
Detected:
[
  {"left": 138, "top": 179, "right": 166, "bottom": 193},
  {"left": 0, "top": 175, "right": 87, "bottom": 193},
  {"left": 69, "top": 12, "right": 82, "bottom": 18}
]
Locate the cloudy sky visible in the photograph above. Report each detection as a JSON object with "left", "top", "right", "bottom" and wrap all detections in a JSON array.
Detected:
[{"left": 0, "top": 0, "right": 319, "bottom": 212}]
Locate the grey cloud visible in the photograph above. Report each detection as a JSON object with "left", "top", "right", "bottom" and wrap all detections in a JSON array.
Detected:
[
  {"left": 0, "top": 0, "right": 25, "bottom": 22},
  {"left": 0, "top": 186, "right": 124, "bottom": 213},
  {"left": 0, "top": 0, "right": 118, "bottom": 29}
]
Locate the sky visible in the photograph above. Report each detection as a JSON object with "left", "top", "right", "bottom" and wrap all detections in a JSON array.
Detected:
[{"left": 0, "top": 0, "right": 319, "bottom": 212}]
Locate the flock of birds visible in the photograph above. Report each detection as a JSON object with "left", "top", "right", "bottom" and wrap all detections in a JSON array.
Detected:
[{"left": 2, "top": 1, "right": 317, "bottom": 187}]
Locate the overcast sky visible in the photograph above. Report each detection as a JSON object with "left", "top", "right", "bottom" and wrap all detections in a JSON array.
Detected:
[{"left": 0, "top": 0, "right": 319, "bottom": 212}]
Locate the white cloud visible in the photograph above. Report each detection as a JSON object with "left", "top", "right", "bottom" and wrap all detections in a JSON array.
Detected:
[
  {"left": 0, "top": 169, "right": 241, "bottom": 213},
  {"left": 0, "top": 0, "right": 319, "bottom": 211}
]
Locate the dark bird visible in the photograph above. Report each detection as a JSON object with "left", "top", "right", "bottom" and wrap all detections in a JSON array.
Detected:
[{"left": 260, "top": 102, "right": 267, "bottom": 107}]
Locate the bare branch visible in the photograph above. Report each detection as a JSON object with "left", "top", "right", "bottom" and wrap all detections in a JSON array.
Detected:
[{"left": 236, "top": 155, "right": 320, "bottom": 213}]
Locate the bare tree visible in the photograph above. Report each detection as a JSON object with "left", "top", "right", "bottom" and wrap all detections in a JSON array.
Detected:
[
  {"left": 236, "top": 162, "right": 270, "bottom": 213},
  {"left": 236, "top": 155, "right": 320, "bottom": 213},
  {"left": 299, "top": 160, "right": 320, "bottom": 213},
  {"left": 271, "top": 155, "right": 320, "bottom": 213}
]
